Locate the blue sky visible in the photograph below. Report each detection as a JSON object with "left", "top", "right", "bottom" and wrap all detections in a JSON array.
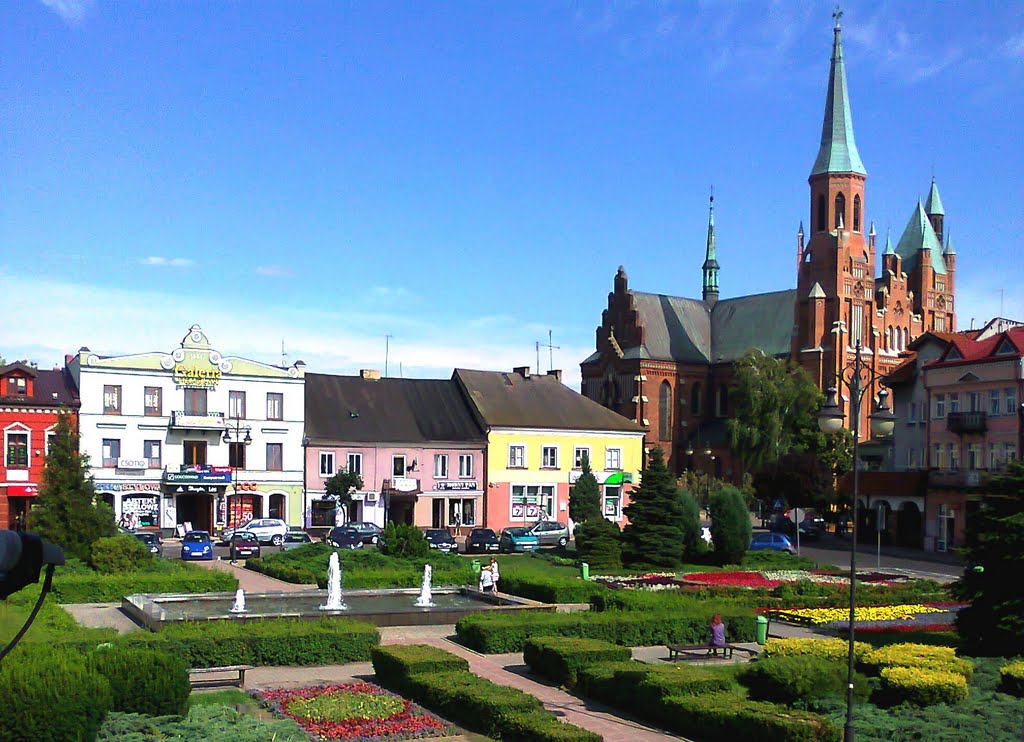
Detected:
[{"left": 3, "top": 1, "right": 1022, "bottom": 385}]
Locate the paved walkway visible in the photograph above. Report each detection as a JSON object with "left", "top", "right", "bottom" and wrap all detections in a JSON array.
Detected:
[
  {"left": 193, "top": 558, "right": 319, "bottom": 593},
  {"left": 63, "top": 602, "right": 141, "bottom": 634}
]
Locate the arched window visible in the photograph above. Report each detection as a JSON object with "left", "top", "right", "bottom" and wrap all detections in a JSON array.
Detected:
[
  {"left": 853, "top": 194, "right": 862, "bottom": 232},
  {"left": 884, "top": 327, "right": 892, "bottom": 351},
  {"left": 834, "top": 192, "right": 846, "bottom": 229},
  {"left": 716, "top": 385, "right": 729, "bottom": 417},
  {"left": 691, "top": 382, "right": 702, "bottom": 416},
  {"left": 659, "top": 381, "right": 672, "bottom": 441},
  {"left": 903, "top": 328, "right": 910, "bottom": 349},
  {"left": 817, "top": 195, "right": 827, "bottom": 232}
]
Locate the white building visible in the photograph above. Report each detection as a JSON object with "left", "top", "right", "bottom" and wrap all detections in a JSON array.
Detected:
[{"left": 69, "top": 325, "right": 305, "bottom": 535}]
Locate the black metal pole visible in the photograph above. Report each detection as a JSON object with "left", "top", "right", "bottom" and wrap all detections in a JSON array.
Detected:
[{"left": 845, "top": 342, "right": 862, "bottom": 742}]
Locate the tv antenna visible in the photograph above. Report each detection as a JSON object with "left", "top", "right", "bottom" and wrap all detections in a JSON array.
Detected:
[
  {"left": 544, "top": 330, "right": 560, "bottom": 373},
  {"left": 281, "top": 340, "right": 287, "bottom": 367},
  {"left": 385, "top": 335, "right": 393, "bottom": 377}
]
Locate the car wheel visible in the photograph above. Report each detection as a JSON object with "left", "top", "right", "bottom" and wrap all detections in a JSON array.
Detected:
[
  {"left": 557, "top": 536, "right": 568, "bottom": 547},
  {"left": 271, "top": 534, "right": 284, "bottom": 547}
]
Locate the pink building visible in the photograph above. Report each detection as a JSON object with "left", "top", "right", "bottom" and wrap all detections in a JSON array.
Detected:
[
  {"left": 303, "top": 371, "right": 486, "bottom": 532},
  {"left": 923, "top": 327, "right": 1023, "bottom": 550}
]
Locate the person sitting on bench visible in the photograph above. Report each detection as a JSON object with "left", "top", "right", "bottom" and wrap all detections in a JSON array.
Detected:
[{"left": 708, "top": 613, "right": 726, "bottom": 654}]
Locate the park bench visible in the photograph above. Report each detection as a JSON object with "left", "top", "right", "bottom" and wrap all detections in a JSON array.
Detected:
[
  {"left": 666, "top": 643, "right": 757, "bottom": 661},
  {"left": 188, "top": 664, "right": 254, "bottom": 689}
]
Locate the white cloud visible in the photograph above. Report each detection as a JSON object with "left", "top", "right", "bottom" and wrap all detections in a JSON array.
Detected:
[
  {"left": 255, "top": 265, "right": 294, "bottom": 278},
  {"left": 1003, "top": 32, "right": 1024, "bottom": 60},
  {"left": 0, "top": 270, "right": 589, "bottom": 388},
  {"left": 40, "top": 0, "right": 93, "bottom": 24},
  {"left": 142, "top": 256, "right": 194, "bottom": 268}
]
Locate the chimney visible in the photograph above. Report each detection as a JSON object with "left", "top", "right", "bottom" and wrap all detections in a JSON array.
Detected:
[
  {"left": 360, "top": 369, "right": 381, "bottom": 381},
  {"left": 65, "top": 354, "right": 75, "bottom": 366},
  {"left": 512, "top": 366, "right": 530, "bottom": 379},
  {"left": 546, "top": 369, "right": 562, "bottom": 383}
]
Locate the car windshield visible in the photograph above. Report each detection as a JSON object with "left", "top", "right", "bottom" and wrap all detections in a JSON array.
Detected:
[
  {"left": 472, "top": 529, "right": 496, "bottom": 538},
  {"left": 136, "top": 534, "right": 156, "bottom": 543},
  {"left": 286, "top": 533, "right": 309, "bottom": 542},
  {"left": 183, "top": 532, "right": 208, "bottom": 543},
  {"left": 426, "top": 530, "right": 450, "bottom": 539},
  {"left": 752, "top": 534, "right": 771, "bottom": 542},
  {"left": 506, "top": 528, "right": 529, "bottom": 537}
]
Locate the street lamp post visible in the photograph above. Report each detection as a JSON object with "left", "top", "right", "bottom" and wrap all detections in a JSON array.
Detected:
[
  {"left": 222, "top": 419, "right": 252, "bottom": 531},
  {"left": 817, "top": 338, "right": 896, "bottom": 742},
  {"left": 685, "top": 444, "right": 716, "bottom": 512}
]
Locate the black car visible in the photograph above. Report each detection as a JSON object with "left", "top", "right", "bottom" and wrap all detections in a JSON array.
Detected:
[
  {"left": 228, "top": 531, "right": 261, "bottom": 559},
  {"left": 347, "top": 521, "right": 383, "bottom": 545},
  {"left": 133, "top": 532, "right": 161, "bottom": 555},
  {"left": 771, "top": 514, "right": 823, "bottom": 542},
  {"left": 424, "top": 528, "right": 458, "bottom": 553},
  {"left": 326, "top": 526, "right": 363, "bottom": 550},
  {"left": 465, "top": 528, "right": 499, "bottom": 554}
]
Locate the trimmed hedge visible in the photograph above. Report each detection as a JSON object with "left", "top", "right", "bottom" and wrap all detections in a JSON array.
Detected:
[
  {"left": 659, "top": 692, "right": 839, "bottom": 742},
  {"left": 999, "top": 660, "right": 1024, "bottom": 696},
  {"left": 110, "top": 618, "right": 379, "bottom": 667},
  {"left": 456, "top": 609, "right": 756, "bottom": 653},
  {"left": 738, "top": 655, "right": 870, "bottom": 705},
  {"left": 863, "top": 643, "right": 974, "bottom": 679},
  {"left": 89, "top": 534, "right": 156, "bottom": 573},
  {"left": 762, "top": 637, "right": 873, "bottom": 665},
  {"left": 497, "top": 572, "right": 607, "bottom": 604},
  {"left": 89, "top": 645, "right": 191, "bottom": 716},
  {"left": 878, "top": 666, "right": 969, "bottom": 706},
  {"left": 523, "top": 637, "right": 631, "bottom": 686},
  {"left": 578, "top": 661, "right": 732, "bottom": 719},
  {"left": 0, "top": 646, "right": 113, "bottom": 742},
  {"left": 49, "top": 568, "right": 238, "bottom": 603},
  {"left": 371, "top": 645, "right": 600, "bottom": 742}
]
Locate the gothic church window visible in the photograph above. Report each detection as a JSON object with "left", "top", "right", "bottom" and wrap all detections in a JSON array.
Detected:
[
  {"left": 853, "top": 195, "right": 862, "bottom": 232},
  {"left": 691, "top": 383, "right": 702, "bottom": 416},
  {"left": 817, "top": 195, "right": 827, "bottom": 232},
  {"left": 834, "top": 192, "right": 846, "bottom": 229},
  {"left": 884, "top": 327, "right": 892, "bottom": 350},
  {"left": 658, "top": 382, "right": 672, "bottom": 441}
]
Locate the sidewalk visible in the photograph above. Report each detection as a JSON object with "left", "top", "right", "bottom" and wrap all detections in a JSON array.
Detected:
[{"left": 192, "top": 559, "right": 318, "bottom": 593}]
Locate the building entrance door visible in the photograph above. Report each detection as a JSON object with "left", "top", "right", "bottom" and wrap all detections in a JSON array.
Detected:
[
  {"left": 432, "top": 499, "right": 445, "bottom": 529},
  {"left": 177, "top": 494, "right": 213, "bottom": 533}
]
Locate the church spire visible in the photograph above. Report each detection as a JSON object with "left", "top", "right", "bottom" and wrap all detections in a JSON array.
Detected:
[
  {"left": 702, "top": 190, "right": 720, "bottom": 306},
  {"left": 810, "top": 5, "right": 866, "bottom": 177}
]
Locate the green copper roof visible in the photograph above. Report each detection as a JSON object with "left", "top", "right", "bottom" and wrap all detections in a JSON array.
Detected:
[
  {"left": 924, "top": 178, "right": 945, "bottom": 216},
  {"left": 895, "top": 201, "right": 946, "bottom": 275},
  {"left": 943, "top": 232, "right": 955, "bottom": 256},
  {"left": 810, "top": 20, "right": 867, "bottom": 177},
  {"left": 883, "top": 228, "right": 894, "bottom": 255},
  {"left": 702, "top": 195, "right": 719, "bottom": 299}
]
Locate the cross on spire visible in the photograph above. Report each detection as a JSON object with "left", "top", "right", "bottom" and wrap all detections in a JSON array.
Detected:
[{"left": 833, "top": 4, "right": 843, "bottom": 30}]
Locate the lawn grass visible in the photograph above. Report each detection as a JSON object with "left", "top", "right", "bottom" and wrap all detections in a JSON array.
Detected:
[{"left": 189, "top": 689, "right": 254, "bottom": 708}]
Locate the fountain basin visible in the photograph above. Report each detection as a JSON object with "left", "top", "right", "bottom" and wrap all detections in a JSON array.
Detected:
[{"left": 122, "top": 587, "right": 552, "bottom": 631}]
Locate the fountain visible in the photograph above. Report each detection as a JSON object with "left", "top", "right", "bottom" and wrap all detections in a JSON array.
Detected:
[
  {"left": 229, "top": 588, "right": 246, "bottom": 614},
  {"left": 414, "top": 564, "right": 434, "bottom": 607},
  {"left": 319, "top": 552, "right": 347, "bottom": 611}
]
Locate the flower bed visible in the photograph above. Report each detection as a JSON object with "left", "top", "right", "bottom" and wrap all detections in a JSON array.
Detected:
[
  {"left": 255, "top": 682, "right": 451, "bottom": 741},
  {"left": 768, "top": 602, "right": 966, "bottom": 630},
  {"left": 682, "top": 571, "right": 782, "bottom": 588},
  {"left": 594, "top": 573, "right": 691, "bottom": 591}
]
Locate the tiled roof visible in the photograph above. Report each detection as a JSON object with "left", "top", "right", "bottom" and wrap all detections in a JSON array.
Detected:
[
  {"left": 304, "top": 373, "right": 485, "bottom": 445},
  {"left": 454, "top": 369, "right": 644, "bottom": 433},
  {"left": 0, "top": 366, "right": 79, "bottom": 408},
  {"left": 884, "top": 356, "right": 917, "bottom": 385},
  {"left": 927, "top": 327, "right": 1024, "bottom": 367}
]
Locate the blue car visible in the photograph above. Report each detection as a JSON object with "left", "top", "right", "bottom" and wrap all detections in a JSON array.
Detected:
[
  {"left": 749, "top": 532, "right": 796, "bottom": 555},
  {"left": 180, "top": 530, "right": 214, "bottom": 561},
  {"left": 498, "top": 527, "right": 540, "bottom": 553}
]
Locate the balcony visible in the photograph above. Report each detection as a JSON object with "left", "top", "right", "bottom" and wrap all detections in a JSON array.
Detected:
[
  {"left": 946, "top": 411, "right": 987, "bottom": 434},
  {"left": 382, "top": 477, "right": 420, "bottom": 494},
  {"left": 928, "top": 468, "right": 985, "bottom": 489},
  {"left": 170, "top": 411, "right": 225, "bottom": 430}
]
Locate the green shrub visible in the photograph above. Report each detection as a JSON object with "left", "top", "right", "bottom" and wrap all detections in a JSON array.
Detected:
[
  {"left": 371, "top": 644, "right": 469, "bottom": 689},
  {"left": 500, "top": 710, "right": 602, "bottom": 742},
  {"left": 88, "top": 645, "right": 191, "bottom": 716},
  {"left": 600, "top": 663, "right": 733, "bottom": 718},
  {"left": 878, "top": 666, "right": 969, "bottom": 706},
  {"left": 659, "top": 692, "right": 839, "bottom": 742},
  {"left": 0, "top": 646, "right": 112, "bottom": 742},
  {"left": 762, "top": 637, "right": 873, "bottom": 665},
  {"left": 710, "top": 485, "right": 753, "bottom": 564},
  {"left": 575, "top": 661, "right": 645, "bottom": 703},
  {"left": 590, "top": 587, "right": 756, "bottom": 614},
  {"left": 496, "top": 572, "right": 606, "bottom": 603},
  {"left": 118, "top": 617, "right": 379, "bottom": 667},
  {"left": 380, "top": 522, "right": 431, "bottom": 559},
  {"left": 245, "top": 558, "right": 320, "bottom": 584},
  {"left": 863, "top": 643, "right": 974, "bottom": 679},
  {"left": 98, "top": 704, "right": 309, "bottom": 741},
  {"left": 575, "top": 517, "right": 623, "bottom": 570},
  {"left": 999, "top": 660, "right": 1024, "bottom": 696},
  {"left": 739, "top": 655, "right": 870, "bottom": 705},
  {"left": 49, "top": 566, "right": 238, "bottom": 603},
  {"left": 89, "top": 534, "right": 155, "bottom": 573},
  {"left": 456, "top": 608, "right": 755, "bottom": 653},
  {"left": 523, "top": 637, "right": 631, "bottom": 686}
]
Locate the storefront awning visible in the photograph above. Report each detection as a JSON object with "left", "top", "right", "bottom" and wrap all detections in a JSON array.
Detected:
[{"left": 7, "top": 484, "right": 38, "bottom": 497}]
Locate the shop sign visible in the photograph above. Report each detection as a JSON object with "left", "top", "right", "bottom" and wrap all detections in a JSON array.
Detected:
[
  {"left": 511, "top": 490, "right": 541, "bottom": 520},
  {"left": 172, "top": 484, "right": 223, "bottom": 494},
  {"left": 391, "top": 477, "right": 419, "bottom": 492},
  {"left": 165, "top": 471, "right": 232, "bottom": 484},
  {"left": 117, "top": 458, "right": 148, "bottom": 470},
  {"left": 7, "top": 484, "right": 39, "bottom": 497},
  {"left": 568, "top": 470, "right": 633, "bottom": 485},
  {"left": 122, "top": 496, "right": 159, "bottom": 516},
  {"left": 95, "top": 482, "right": 162, "bottom": 493},
  {"left": 180, "top": 465, "right": 232, "bottom": 475},
  {"left": 173, "top": 361, "right": 222, "bottom": 389},
  {"left": 435, "top": 481, "right": 478, "bottom": 491},
  {"left": 233, "top": 482, "right": 260, "bottom": 491}
]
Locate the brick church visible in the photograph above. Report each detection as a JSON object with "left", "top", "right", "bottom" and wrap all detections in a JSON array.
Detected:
[{"left": 580, "top": 13, "right": 958, "bottom": 478}]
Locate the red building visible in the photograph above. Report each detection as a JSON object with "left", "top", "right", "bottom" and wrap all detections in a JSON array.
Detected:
[{"left": 0, "top": 361, "right": 80, "bottom": 530}]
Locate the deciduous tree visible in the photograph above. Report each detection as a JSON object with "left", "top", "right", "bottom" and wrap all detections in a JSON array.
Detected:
[{"left": 324, "top": 468, "right": 364, "bottom": 508}]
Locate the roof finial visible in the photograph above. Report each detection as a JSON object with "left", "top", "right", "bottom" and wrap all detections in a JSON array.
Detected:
[{"left": 833, "top": 3, "right": 843, "bottom": 31}]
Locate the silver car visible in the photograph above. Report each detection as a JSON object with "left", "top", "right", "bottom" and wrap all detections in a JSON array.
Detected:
[
  {"left": 223, "top": 518, "right": 289, "bottom": 546},
  {"left": 527, "top": 520, "right": 570, "bottom": 547}
]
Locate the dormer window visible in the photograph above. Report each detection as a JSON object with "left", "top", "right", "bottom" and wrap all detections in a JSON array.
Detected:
[{"left": 8, "top": 377, "right": 27, "bottom": 395}]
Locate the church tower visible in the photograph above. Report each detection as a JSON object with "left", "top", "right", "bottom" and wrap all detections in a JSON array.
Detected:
[{"left": 702, "top": 193, "right": 720, "bottom": 306}]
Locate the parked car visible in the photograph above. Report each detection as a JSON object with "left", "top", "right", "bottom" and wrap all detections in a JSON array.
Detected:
[
  {"left": 347, "top": 521, "right": 383, "bottom": 545},
  {"left": 221, "top": 518, "right": 289, "bottom": 546},
  {"left": 326, "top": 526, "right": 363, "bottom": 550},
  {"left": 771, "top": 514, "right": 823, "bottom": 542},
  {"left": 281, "top": 530, "right": 314, "bottom": 550},
  {"left": 749, "top": 532, "right": 796, "bottom": 555},
  {"left": 424, "top": 529, "right": 458, "bottom": 553},
  {"left": 180, "top": 531, "right": 214, "bottom": 561},
  {"left": 133, "top": 532, "right": 161, "bottom": 555},
  {"left": 527, "top": 520, "right": 570, "bottom": 548},
  {"left": 228, "top": 531, "right": 261, "bottom": 559},
  {"left": 465, "top": 528, "right": 500, "bottom": 554},
  {"left": 499, "top": 527, "right": 540, "bottom": 553}
]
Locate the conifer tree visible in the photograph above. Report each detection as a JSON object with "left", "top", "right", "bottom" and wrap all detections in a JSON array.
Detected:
[
  {"left": 621, "top": 447, "right": 696, "bottom": 568},
  {"left": 710, "top": 485, "right": 752, "bottom": 564},
  {"left": 31, "top": 410, "right": 115, "bottom": 562},
  {"left": 568, "top": 452, "right": 601, "bottom": 528}
]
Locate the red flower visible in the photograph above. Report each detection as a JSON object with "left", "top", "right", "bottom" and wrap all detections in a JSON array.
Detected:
[{"left": 682, "top": 571, "right": 783, "bottom": 589}]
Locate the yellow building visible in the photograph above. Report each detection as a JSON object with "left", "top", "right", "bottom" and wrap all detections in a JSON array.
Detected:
[{"left": 454, "top": 368, "right": 644, "bottom": 531}]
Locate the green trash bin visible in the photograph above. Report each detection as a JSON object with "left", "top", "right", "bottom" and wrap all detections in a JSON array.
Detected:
[
  {"left": 580, "top": 562, "right": 590, "bottom": 581},
  {"left": 756, "top": 615, "right": 769, "bottom": 645},
  {"left": 471, "top": 560, "right": 482, "bottom": 574}
]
